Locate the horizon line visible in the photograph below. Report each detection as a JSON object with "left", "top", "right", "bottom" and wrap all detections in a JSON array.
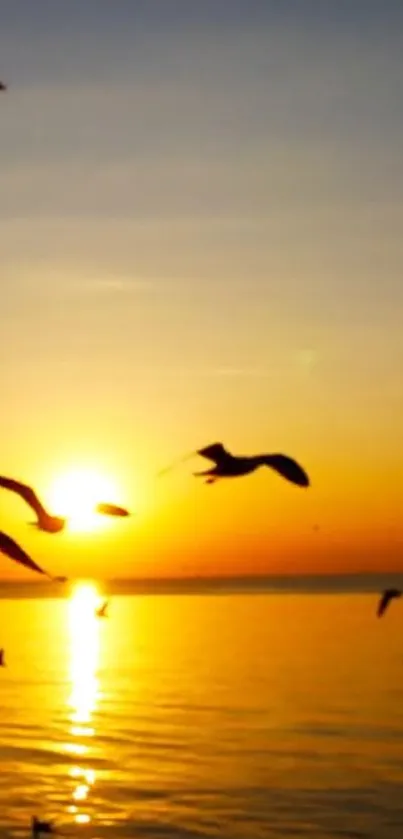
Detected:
[{"left": 1, "top": 569, "right": 402, "bottom": 591}]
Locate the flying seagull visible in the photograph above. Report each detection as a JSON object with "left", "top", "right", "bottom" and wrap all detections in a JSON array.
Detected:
[
  {"left": 0, "top": 476, "right": 65, "bottom": 532},
  {"left": 377, "top": 588, "right": 401, "bottom": 618},
  {"left": 96, "top": 599, "right": 109, "bottom": 618},
  {"left": 193, "top": 443, "right": 310, "bottom": 486},
  {"left": 95, "top": 502, "right": 130, "bottom": 517},
  {"left": 0, "top": 531, "right": 65, "bottom": 581},
  {"left": 0, "top": 649, "right": 5, "bottom": 667}
]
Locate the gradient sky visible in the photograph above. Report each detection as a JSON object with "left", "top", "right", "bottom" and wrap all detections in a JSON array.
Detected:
[{"left": 1, "top": 1, "right": 403, "bottom": 579}]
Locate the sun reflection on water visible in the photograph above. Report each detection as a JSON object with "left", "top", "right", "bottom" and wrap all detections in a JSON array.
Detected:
[{"left": 67, "top": 582, "right": 101, "bottom": 825}]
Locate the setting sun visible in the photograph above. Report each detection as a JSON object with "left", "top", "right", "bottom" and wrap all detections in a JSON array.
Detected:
[{"left": 47, "top": 468, "right": 121, "bottom": 533}]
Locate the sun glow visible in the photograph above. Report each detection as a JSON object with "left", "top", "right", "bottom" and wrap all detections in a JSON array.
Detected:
[{"left": 47, "top": 468, "right": 120, "bottom": 532}]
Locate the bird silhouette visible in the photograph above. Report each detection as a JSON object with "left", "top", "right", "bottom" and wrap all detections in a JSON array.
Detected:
[
  {"left": 0, "top": 82, "right": 7, "bottom": 92},
  {"left": 95, "top": 502, "right": 130, "bottom": 517},
  {"left": 0, "top": 476, "right": 65, "bottom": 532},
  {"left": 0, "top": 649, "right": 5, "bottom": 667},
  {"left": 0, "top": 531, "right": 64, "bottom": 580},
  {"left": 377, "top": 589, "right": 401, "bottom": 618},
  {"left": 193, "top": 443, "right": 310, "bottom": 487},
  {"left": 96, "top": 599, "right": 109, "bottom": 618},
  {"left": 31, "top": 817, "right": 55, "bottom": 837}
]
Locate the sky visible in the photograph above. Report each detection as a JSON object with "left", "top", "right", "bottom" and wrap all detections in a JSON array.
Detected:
[{"left": 1, "top": 0, "right": 403, "bottom": 580}]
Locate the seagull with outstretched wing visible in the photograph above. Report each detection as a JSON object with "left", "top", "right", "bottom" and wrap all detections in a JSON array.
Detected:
[
  {"left": 0, "top": 476, "right": 65, "bottom": 532},
  {"left": 193, "top": 442, "right": 310, "bottom": 487}
]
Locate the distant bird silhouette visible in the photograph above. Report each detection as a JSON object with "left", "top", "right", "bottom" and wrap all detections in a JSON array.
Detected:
[
  {"left": 96, "top": 599, "right": 109, "bottom": 618},
  {"left": 0, "top": 531, "right": 64, "bottom": 581},
  {"left": 31, "top": 817, "right": 55, "bottom": 837},
  {"left": 0, "top": 649, "right": 5, "bottom": 667},
  {"left": 193, "top": 443, "right": 310, "bottom": 487},
  {"left": 0, "top": 82, "right": 7, "bottom": 92},
  {"left": 95, "top": 502, "right": 130, "bottom": 517},
  {"left": 377, "top": 589, "right": 401, "bottom": 618},
  {"left": 0, "top": 476, "right": 65, "bottom": 532}
]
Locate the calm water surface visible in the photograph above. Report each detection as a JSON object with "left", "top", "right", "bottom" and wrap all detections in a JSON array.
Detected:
[{"left": 0, "top": 589, "right": 403, "bottom": 838}]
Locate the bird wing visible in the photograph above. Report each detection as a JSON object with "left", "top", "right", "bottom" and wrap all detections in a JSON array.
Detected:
[
  {"left": 0, "top": 476, "right": 49, "bottom": 518},
  {"left": 262, "top": 454, "right": 310, "bottom": 487},
  {"left": 377, "top": 591, "right": 392, "bottom": 618},
  {"left": 158, "top": 444, "right": 231, "bottom": 476},
  {"left": 0, "top": 531, "right": 47, "bottom": 576},
  {"left": 95, "top": 502, "right": 130, "bottom": 517},
  {"left": 197, "top": 443, "right": 231, "bottom": 464},
  {"left": 377, "top": 589, "right": 401, "bottom": 618}
]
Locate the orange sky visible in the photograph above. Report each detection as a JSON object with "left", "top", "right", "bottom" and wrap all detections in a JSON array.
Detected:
[{"left": 1, "top": 3, "right": 403, "bottom": 580}]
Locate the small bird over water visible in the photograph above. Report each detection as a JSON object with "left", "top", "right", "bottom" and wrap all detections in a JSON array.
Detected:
[
  {"left": 193, "top": 443, "right": 310, "bottom": 487},
  {"left": 31, "top": 817, "right": 55, "bottom": 837},
  {"left": 377, "top": 589, "right": 401, "bottom": 618},
  {"left": 0, "top": 476, "right": 65, "bottom": 533},
  {"left": 96, "top": 599, "right": 109, "bottom": 618}
]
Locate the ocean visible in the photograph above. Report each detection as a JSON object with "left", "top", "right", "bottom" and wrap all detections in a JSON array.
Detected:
[{"left": 1, "top": 584, "right": 403, "bottom": 838}]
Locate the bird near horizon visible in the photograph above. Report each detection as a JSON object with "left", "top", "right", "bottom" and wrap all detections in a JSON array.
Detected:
[
  {"left": 0, "top": 530, "right": 65, "bottom": 581},
  {"left": 96, "top": 599, "right": 109, "bottom": 618},
  {"left": 377, "top": 589, "right": 401, "bottom": 618},
  {"left": 193, "top": 443, "right": 310, "bottom": 486},
  {"left": 31, "top": 817, "right": 55, "bottom": 837}
]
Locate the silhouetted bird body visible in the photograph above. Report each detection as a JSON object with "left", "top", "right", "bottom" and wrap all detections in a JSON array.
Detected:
[
  {"left": 96, "top": 599, "right": 109, "bottom": 618},
  {"left": 377, "top": 588, "right": 401, "bottom": 618},
  {"left": 95, "top": 502, "right": 130, "bottom": 517},
  {"left": 195, "top": 443, "right": 309, "bottom": 487},
  {"left": 0, "top": 476, "right": 65, "bottom": 532},
  {"left": 0, "top": 83, "right": 7, "bottom": 91},
  {"left": 31, "top": 817, "right": 55, "bottom": 837},
  {"left": 0, "top": 648, "right": 5, "bottom": 667}
]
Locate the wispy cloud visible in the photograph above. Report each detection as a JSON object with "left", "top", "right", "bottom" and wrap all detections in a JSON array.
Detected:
[
  {"left": 133, "top": 356, "right": 320, "bottom": 381},
  {"left": 296, "top": 349, "right": 319, "bottom": 375},
  {"left": 2, "top": 264, "right": 158, "bottom": 297},
  {"left": 75, "top": 277, "right": 157, "bottom": 294}
]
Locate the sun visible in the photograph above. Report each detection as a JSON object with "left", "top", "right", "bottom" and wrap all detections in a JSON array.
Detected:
[{"left": 47, "top": 468, "right": 121, "bottom": 533}]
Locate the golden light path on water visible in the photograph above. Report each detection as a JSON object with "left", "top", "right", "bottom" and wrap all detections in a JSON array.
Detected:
[{"left": 67, "top": 582, "right": 101, "bottom": 826}]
